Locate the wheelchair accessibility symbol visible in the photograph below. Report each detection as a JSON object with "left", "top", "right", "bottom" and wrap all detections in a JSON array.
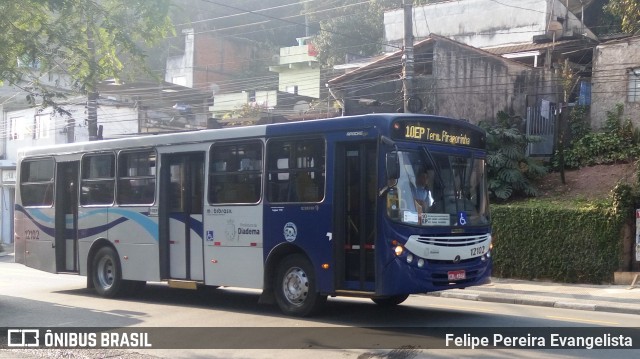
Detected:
[
  {"left": 206, "top": 230, "right": 214, "bottom": 242},
  {"left": 458, "top": 212, "right": 468, "bottom": 226}
]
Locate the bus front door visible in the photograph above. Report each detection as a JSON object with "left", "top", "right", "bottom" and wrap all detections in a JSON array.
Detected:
[
  {"left": 334, "top": 142, "right": 377, "bottom": 292},
  {"left": 161, "top": 153, "right": 205, "bottom": 281},
  {"left": 55, "top": 161, "right": 79, "bottom": 273}
]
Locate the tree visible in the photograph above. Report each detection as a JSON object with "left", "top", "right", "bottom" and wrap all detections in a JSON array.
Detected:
[
  {"left": 605, "top": 0, "right": 640, "bottom": 34},
  {"left": 483, "top": 112, "right": 547, "bottom": 201},
  {"left": 0, "top": 0, "right": 173, "bottom": 138},
  {"left": 307, "top": 0, "right": 390, "bottom": 67},
  {"left": 306, "top": 0, "right": 455, "bottom": 67}
]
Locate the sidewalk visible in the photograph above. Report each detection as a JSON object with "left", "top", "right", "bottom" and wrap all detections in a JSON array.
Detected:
[
  {"left": 428, "top": 277, "right": 640, "bottom": 315},
  {"left": 2, "top": 245, "right": 639, "bottom": 315}
]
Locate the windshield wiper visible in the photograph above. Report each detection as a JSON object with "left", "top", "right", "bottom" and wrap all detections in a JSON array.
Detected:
[{"left": 421, "top": 146, "right": 445, "bottom": 188}]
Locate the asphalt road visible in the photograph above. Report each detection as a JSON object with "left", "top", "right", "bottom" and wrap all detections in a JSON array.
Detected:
[{"left": 1, "top": 255, "right": 639, "bottom": 358}]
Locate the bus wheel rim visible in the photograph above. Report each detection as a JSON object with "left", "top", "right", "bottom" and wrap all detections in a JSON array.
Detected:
[
  {"left": 97, "top": 257, "right": 114, "bottom": 289},
  {"left": 282, "top": 267, "right": 308, "bottom": 306}
]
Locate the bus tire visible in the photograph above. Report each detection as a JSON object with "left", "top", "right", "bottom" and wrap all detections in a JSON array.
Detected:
[
  {"left": 275, "top": 254, "right": 326, "bottom": 317},
  {"left": 92, "top": 246, "right": 125, "bottom": 298},
  {"left": 371, "top": 294, "right": 409, "bottom": 307}
]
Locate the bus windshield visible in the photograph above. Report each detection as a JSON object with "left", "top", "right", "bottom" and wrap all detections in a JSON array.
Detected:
[{"left": 387, "top": 149, "right": 489, "bottom": 227}]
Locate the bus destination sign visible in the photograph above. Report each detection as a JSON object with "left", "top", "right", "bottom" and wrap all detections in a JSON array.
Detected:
[{"left": 391, "top": 120, "right": 485, "bottom": 148}]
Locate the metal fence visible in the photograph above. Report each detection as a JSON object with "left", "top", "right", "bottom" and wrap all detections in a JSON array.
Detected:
[{"left": 526, "top": 105, "right": 556, "bottom": 156}]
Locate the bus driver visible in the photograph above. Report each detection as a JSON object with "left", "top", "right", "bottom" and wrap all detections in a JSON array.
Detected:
[{"left": 414, "top": 171, "right": 434, "bottom": 212}]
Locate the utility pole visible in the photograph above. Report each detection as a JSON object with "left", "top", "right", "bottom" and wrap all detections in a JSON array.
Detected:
[
  {"left": 402, "top": 0, "right": 414, "bottom": 113},
  {"left": 86, "top": 5, "right": 99, "bottom": 140}
]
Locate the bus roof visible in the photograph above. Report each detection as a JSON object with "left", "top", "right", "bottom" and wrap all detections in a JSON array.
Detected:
[{"left": 17, "top": 113, "right": 480, "bottom": 159}]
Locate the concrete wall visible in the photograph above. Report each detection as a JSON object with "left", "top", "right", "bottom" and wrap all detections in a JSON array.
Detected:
[
  {"left": 590, "top": 36, "right": 640, "bottom": 129},
  {"left": 333, "top": 38, "right": 558, "bottom": 124},
  {"left": 384, "top": 0, "right": 596, "bottom": 49},
  {"left": 432, "top": 40, "right": 555, "bottom": 122},
  {"left": 277, "top": 44, "right": 317, "bottom": 65},
  {"left": 211, "top": 92, "right": 250, "bottom": 115},
  {"left": 255, "top": 90, "right": 278, "bottom": 108},
  {"left": 166, "top": 29, "right": 194, "bottom": 88},
  {"left": 278, "top": 67, "right": 321, "bottom": 99}
]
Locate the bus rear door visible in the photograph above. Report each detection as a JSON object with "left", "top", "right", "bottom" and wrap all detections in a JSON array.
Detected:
[{"left": 54, "top": 161, "right": 79, "bottom": 272}]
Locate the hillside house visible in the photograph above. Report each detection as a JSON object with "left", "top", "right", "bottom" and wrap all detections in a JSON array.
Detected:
[
  {"left": 328, "top": 34, "right": 558, "bottom": 125},
  {"left": 590, "top": 36, "right": 640, "bottom": 129},
  {"left": 384, "top": 0, "right": 598, "bottom": 50},
  {"left": 165, "top": 28, "right": 270, "bottom": 94},
  {"left": 209, "top": 37, "right": 336, "bottom": 123}
]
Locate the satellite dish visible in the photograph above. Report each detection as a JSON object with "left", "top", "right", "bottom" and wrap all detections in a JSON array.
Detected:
[{"left": 547, "top": 20, "right": 563, "bottom": 40}]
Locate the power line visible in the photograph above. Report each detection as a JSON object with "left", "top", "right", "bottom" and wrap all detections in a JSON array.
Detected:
[{"left": 196, "top": 0, "right": 402, "bottom": 50}]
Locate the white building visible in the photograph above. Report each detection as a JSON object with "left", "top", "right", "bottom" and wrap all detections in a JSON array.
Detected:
[{"left": 384, "top": 0, "right": 597, "bottom": 50}]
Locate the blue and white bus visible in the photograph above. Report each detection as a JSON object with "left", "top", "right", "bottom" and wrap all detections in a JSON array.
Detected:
[{"left": 14, "top": 113, "right": 491, "bottom": 316}]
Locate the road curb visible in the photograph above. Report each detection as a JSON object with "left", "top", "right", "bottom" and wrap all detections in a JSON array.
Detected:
[
  {"left": 554, "top": 301, "right": 596, "bottom": 311},
  {"left": 595, "top": 304, "right": 640, "bottom": 316},
  {"left": 428, "top": 290, "right": 639, "bottom": 315},
  {"left": 436, "top": 292, "right": 480, "bottom": 301}
]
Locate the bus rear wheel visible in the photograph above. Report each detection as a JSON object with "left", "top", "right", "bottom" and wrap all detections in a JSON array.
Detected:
[
  {"left": 92, "top": 246, "right": 125, "bottom": 298},
  {"left": 275, "top": 254, "right": 326, "bottom": 317},
  {"left": 371, "top": 294, "right": 409, "bottom": 307}
]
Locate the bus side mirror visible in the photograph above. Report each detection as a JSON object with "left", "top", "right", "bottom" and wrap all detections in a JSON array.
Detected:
[{"left": 386, "top": 152, "right": 400, "bottom": 180}]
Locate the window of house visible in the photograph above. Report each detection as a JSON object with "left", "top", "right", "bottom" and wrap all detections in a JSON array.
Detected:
[
  {"left": 286, "top": 85, "right": 298, "bottom": 95},
  {"left": 209, "top": 141, "right": 263, "bottom": 204},
  {"left": 34, "top": 113, "right": 50, "bottom": 140},
  {"left": 117, "top": 150, "right": 156, "bottom": 205},
  {"left": 81, "top": 153, "right": 115, "bottom": 205},
  {"left": 9, "top": 116, "right": 27, "bottom": 141},
  {"left": 20, "top": 158, "right": 54, "bottom": 207},
  {"left": 266, "top": 138, "right": 325, "bottom": 203},
  {"left": 628, "top": 68, "right": 640, "bottom": 103}
]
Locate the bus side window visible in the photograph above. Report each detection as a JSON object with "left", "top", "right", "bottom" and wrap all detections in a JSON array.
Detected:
[
  {"left": 209, "top": 141, "right": 263, "bottom": 205},
  {"left": 81, "top": 153, "right": 115, "bottom": 206},
  {"left": 117, "top": 150, "right": 156, "bottom": 205},
  {"left": 266, "top": 138, "right": 325, "bottom": 203},
  {"left": 20, "top": 158, "right": 55, "bottom": 207}
]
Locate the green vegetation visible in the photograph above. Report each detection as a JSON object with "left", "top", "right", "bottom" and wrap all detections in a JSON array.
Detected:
[
  {"left": 491, "top": 104, "right": 640, "bottom": 283},
  {"left": 557, "top": 104, "right": 640, "bottom": 169},
  {"left": 491, "top": 171, "right": 640, "bottom": 284},
  {"left": 491, "top": 198, "right": 625, "bottom": 283},
  {"left": 0, "top": 0, "right": 173, "bottom": 106},
  {"left": 605, "top": 0, "right": 640, "bottom": 35},
  {"left": 482, "top": 111, "right": 547, "bottom": 201},
  {"left": 308, "top": 0, "right": 446, "bottom": 67}
]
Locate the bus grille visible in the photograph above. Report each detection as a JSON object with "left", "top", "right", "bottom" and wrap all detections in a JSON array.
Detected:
[{"left": 414, "top": 234, "right": 490, "bottom": 247}]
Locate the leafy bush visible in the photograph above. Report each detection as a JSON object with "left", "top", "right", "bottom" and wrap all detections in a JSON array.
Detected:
[
  {"left": 491, "top": 199, "right": 624, "bottom": 283},
  {"left": 482, "top": 112, "right": 547, "bottom": 201},
  {"left": 492, "top": 164, "right": 640, "bottom": 283},
  {"left": 559, "top": 104, "right": 640, "bottom": 168}
]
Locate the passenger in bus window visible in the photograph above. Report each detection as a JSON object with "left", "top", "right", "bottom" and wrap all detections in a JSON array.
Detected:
[{"left": 414, "top": 171, "right": 434, "bottom": 212}]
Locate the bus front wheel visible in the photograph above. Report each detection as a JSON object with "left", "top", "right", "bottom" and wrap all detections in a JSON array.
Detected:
[
  {"left": 92, "top": 246, "right": 125, "bottom": 298},
  {"left": 371, "top": 294, "right": 409, "bottom": 307},
  {"left": 275, "top": 254, "right": 326, "bottom": 317}
]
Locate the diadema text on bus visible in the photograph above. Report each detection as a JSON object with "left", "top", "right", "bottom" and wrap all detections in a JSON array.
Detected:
[{"left": 14, "top": 113, "right": 492, "bottom": 316}]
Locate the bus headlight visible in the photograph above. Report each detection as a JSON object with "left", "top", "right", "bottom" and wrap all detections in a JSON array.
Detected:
[
  {"left": 394, "top": 245, "right": 404, "bottom": 256},
  {"left": 406, "top": 253, "right": 414, "bottom": 263},
  {"left": 417, "top": 258, "right": 425, "bottom": 268}
]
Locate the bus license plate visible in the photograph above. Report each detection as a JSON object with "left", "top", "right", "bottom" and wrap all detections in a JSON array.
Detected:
[{"left": 448, "top": 270, "right": 466, "bottom": 281}]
